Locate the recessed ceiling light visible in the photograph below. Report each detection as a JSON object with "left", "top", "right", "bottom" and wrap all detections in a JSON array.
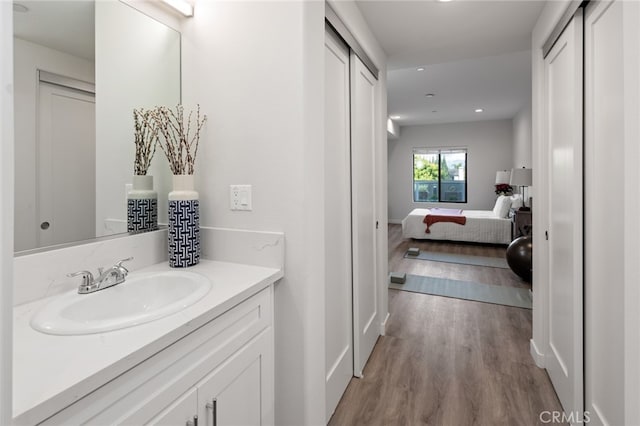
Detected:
[
  {"left": 425, "top": 93, "right": 435, "bottom": 98},
  {"left": 390, "top": 115, "right": 401, "bottom": 120},
  {"left": 437, "top": 0, "right": 453, "bottom": 2},
  {"left": 13, "top": 3, "right": 29, "bottom": 13},
  {"left": 475, "top": 108, "right": 484, "bottom": 113},
  {"left": 416, "top": 67, "right": 425, "bottom": 72}
]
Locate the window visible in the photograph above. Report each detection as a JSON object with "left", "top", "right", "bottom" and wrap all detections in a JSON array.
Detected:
[{"left": 413, "top": 148, "right": 467, "bottom": 203}]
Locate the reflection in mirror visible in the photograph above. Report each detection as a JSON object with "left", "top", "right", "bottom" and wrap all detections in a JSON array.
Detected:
[{"left": 13, "top": 0, "right": 180, "bottom": 253}]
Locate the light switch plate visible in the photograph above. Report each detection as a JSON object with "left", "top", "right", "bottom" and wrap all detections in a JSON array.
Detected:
[{"left": 230, "top": 185, "right": 252, "bottom": 211}]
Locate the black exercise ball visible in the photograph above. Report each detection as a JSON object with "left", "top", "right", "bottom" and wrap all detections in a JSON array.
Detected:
[{"left": 506, "top": 235, "right": 532, "bottom": 282}]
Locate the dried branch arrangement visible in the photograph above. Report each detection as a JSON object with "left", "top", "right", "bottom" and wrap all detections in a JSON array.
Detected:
[
  {"left": 133, "top": 108, "right": 159, "bottom": 175},
  {"left": 153, "top": 104, "right": 207, "bottom": 175}
]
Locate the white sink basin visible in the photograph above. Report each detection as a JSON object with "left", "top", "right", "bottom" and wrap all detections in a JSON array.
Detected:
[{"left": 31, "top": 271, "right": 212, "bottom": 335}]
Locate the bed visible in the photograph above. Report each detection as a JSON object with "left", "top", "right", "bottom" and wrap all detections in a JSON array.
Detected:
[{"left": 401, "top": 195, "right": 517, "bottom": 245}]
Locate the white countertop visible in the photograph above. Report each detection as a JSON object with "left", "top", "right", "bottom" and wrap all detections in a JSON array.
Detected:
[{"left": 13, "top": 260, "right": 282, "bottom": 425}]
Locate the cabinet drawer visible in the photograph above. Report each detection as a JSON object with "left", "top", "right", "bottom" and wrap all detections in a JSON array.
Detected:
[
  {"left": 145, "top": 388, "right": 197, "bottom": 426},
  {"left": 41, "top": 287, "right": 272, "bottom": 425}
]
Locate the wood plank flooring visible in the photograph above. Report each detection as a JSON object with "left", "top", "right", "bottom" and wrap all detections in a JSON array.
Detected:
[{"left": 328, "top": 224, "right": 563, "bottom": 426}]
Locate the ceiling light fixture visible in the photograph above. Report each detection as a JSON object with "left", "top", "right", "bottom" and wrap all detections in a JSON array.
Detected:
[
  {"left": 417, "top": 67, "right": 425, "bottom": 72},
  {"left": 475, "top": 108, "right": 484, "bottom": 113},
  {"left": 425, "top": 93, "right": 435, "bottom": 98},
  {"left": 437, "top": 0, "right": 453, "bottom": 3},
  {"left": 161, "top": 0, "right": 194, "bottom": 17}
]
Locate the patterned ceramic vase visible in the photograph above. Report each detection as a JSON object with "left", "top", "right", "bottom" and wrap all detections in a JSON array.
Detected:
[
  {"left": 127, "top": 175, "right": 158, "bottom": 233},
  {"left": 168, "top": 174, "right": 200, "bottom": 267}
]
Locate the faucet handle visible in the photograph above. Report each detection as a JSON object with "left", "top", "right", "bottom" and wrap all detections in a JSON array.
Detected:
[
  {"left": 67, "top": 270, "right": 94, "bottom": 287},
  {"left": 116, "top": 257, "right": 133, "bottom": 266},
  {"left": 115, "top": 257, "right": 133, "bottom": 272}
]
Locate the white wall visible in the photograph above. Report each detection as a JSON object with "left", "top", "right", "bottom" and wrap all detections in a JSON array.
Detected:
[
  {"left": 512, "top": 102, "right": 533, "bottom": 203},
  {"left": 513, "top": 101, "right": 532, "bottom": 168},
  {"left": 0, "top": 3, "right": 13, "bottom": 423},
  {"left": 387, "top": 119, "right": 513, "bottom": 222},
  {"left": 181, "top": 4, "right": 313, "bottom": 423},
  {"left": 95, "top": 1, "right": 180, "bottom": 236},
  {"left": 181, "top": 1, "right": 387, "bottom": 424},
  {"left": 13, "top": 39, "right": 94, "bottom": 251}
]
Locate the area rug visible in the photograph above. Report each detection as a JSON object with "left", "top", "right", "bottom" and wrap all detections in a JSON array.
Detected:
[
  {"left": 389, "top": 273, "right": 532, "bottom": 309},
  {"left": 404, "top": 250, "right": 509, "bottom": 269}
]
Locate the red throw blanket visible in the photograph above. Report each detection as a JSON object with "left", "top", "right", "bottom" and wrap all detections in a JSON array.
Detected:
[{"left": 423, "top": 208, "right": 466, "bottom": 233}]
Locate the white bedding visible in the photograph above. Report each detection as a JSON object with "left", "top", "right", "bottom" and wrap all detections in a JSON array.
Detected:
[{"left": 401, "top": 208, "right": 512, "bottom": 245}]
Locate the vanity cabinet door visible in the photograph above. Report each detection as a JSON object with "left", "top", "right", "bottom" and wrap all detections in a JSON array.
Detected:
[
  {"left": 146, "top": 387, "right": 198, "bottom": 426},
  {"left": 197, "top": 329, "right": 273, "bottom": 426}
]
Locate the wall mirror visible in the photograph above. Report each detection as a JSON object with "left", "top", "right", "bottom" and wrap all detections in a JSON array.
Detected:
[{"left": 13, "top": 0, "right": 180, "bottom": 254}]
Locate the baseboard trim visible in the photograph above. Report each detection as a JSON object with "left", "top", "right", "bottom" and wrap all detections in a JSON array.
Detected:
[
  {"left": 530, "top": 338, "right": 545, "bottom": 368},
  {"left": 380, "top": 312, "right": 390, "bottom": 336},
  {"left": 388, "top": 219, "right": 403, "bottom": 225}
]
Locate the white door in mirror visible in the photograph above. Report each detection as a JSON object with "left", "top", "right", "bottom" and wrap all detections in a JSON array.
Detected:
[{"left": 30, "top": 271, "right": 211, "bottom": 335}]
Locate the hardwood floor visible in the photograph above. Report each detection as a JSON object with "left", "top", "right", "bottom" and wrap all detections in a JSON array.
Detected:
[
  {"left": 328, "top": 224, "right": 563, "bottom": 426},
  {"left": 388, "top": 223, "right": 530, "bottom": 289}
]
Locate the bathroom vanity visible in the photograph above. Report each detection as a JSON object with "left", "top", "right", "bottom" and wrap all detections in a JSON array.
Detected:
[{"left": 13, "top": 259, "right": 281, "bottom": 425}]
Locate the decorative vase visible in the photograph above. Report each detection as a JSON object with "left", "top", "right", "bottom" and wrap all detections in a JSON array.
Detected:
[
  {"left": 127, "top": 175, "right": 158, "bottom": 233},
  {"left": 168, "top": 174, "right": 200, "bottom": 267}
]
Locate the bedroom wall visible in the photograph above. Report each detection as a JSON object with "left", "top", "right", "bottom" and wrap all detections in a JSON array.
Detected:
[
  {"left": 388, "top": 119, "right": 513, "bottom": 223},
  {"left": 513, "top": 101, "right": 532, "bottom": 168},
  {"left": 512, "top": 102, "right": 533, "bottom": 203}
]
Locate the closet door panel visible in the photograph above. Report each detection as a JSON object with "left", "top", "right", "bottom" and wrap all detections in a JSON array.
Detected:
[
  {"left": 544, "top": 11, "right": 584, "bottom": 418},
  {"left": 585, "top": 1, "right": 625, "bottom": 425},
  {"left": 324, "top": 28, "right": 353, "bottom": 422},
  {"left": 350, "top": 53, "right": 378, "bottom": 377}
]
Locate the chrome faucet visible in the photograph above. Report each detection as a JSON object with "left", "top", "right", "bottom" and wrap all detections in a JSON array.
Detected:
[{"left": 68, "top": 257, "right": 134, "bottom": 294}]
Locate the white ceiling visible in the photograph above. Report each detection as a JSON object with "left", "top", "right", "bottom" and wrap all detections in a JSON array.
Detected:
[
  {"left": 355, "top": 0, "right": 545, "bottom": 126},
  {"left": 13, "top": 0, "right": 95, "bottom": 61}
]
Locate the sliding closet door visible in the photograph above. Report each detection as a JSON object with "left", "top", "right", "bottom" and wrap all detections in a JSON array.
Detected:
[
  {"left": 350, "top": 53, "right": 378, "bottom": 377},
  {"left": 544, "top": 11, "right": 584, "bottom": 418},
  {"left": 584, "top": 1, "right": 625, "bottom": 424},
  {"left": 324, "top": 28, "right": 353, "bottom": 422}
]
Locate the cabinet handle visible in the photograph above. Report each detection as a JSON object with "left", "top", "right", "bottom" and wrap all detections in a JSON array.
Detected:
[
  {"left": 186, "top": 415, "right": 198, "bottom": 426},
  {"left": 206, "top": 399, "right": 217, "bottom": 426}
]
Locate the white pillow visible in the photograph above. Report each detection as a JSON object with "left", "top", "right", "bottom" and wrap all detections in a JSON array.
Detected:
[
  {"left": 510, "top": 194, "right": 524, "bottom": 209},
  {"left": 493, "top": 195, "right": 511, "bottom": 218}
]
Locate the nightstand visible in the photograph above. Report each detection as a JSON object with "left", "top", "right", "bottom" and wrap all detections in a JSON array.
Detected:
[{"left": 513, "top": 209, "right": 532, "bottom": 239}]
